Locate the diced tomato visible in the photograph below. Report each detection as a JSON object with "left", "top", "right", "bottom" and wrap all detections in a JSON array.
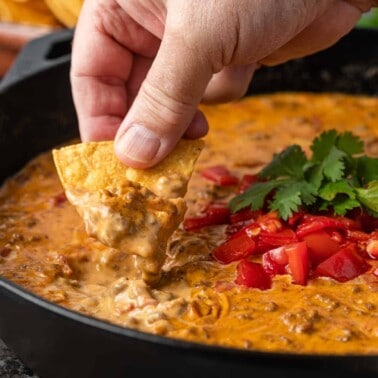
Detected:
[
  {"left": 286, "top": 211, "right": 304, "bottom": 227},
  {"left": 183, "top": 215, "right": 225, "bottom": 231},
  {"left": 183, "top": 217, "right": 210, "bottom": 231},
  {"left": 237, "top": 174, "right": 259, "bottom": 193},
  {"left": 235, "top": 221, "right": 261, "bottom": 239},
  {"left": 346, "top": 230, "right": 369, "bottom": 242},
  {"left": 183, "top": 213, "right": 227, "bottom": 231},
  {"left": 256, "top": 228, "right": 297, "bottom": 253},
  {"left": 262, "top": 253, "right": 283, "bottom": 276},
  {"left": 367, "top": 239, "right": 378, "bottom": 259},
  {"left": 296, "top": 215, "right": 359, "bottom": 239},
  {"left": 315, "top": 244, "right": 371, "bottom": 282},
  {"left": 285, "top": 242, "right": 309, "bottom": 285},
  {"left": 204, "top": 203, "right": 231, "bottom": 218},
  {"left": 262, "top": 246, "right": 289, "bottom": 276},
  {"left": 235, "top": 260, "right": 272, "bottom": 290},
  {"left": 328, "top": 230, "right": 344, "bottom": 244},
  {"left": 230, "top": 208, "right": 260, "bottom": 224},
  {"left": 183, "top": 203, "right": 230, "bottom": 231},
  {"left": 212, "top": 230, "right": 256, "bottom": 264},
  {"left": 200, "top": 165, "right": 239, "bottom": 186},
  {"left": 302, "top": 230, "right": 341, "bottom": 266},
  {"left": 225, "top": 219, "right": 254, "bottom": 237},
  {"left": 49, "top": 191, "right": 67, "bottom": 207},
  {"left": 256, "top": 212, "right": 283, "bottom": 233},
  {"left": 257, "top": 211, "right": 279, "bottom": 222},
  {"left": 268, "top": 245, "right": 290, "bottom": 265},
  {"left": 355, "top": 212, "right": 378, "bottom": 233}
]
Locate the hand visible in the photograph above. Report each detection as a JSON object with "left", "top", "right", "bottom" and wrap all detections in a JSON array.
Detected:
[{"left": 70, "top": 0, "right": 376, "bottom": 168}]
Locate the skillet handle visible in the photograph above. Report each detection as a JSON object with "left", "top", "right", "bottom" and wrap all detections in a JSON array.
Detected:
[{"left": 0, "top": 28, "right": 74, "bottom": 90}]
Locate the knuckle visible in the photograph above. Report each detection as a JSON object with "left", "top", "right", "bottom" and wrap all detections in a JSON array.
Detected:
[
  {"left": 204, "top": 84, "right": 248, "bottom": 104},
  {"left": 138, "top": 81, "right": 195, "bottom": 131}
]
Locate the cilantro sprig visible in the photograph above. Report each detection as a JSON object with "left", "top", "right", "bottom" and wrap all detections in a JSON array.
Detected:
[{"left": 229, "top": 129, "right": 378, "bottom": 220}]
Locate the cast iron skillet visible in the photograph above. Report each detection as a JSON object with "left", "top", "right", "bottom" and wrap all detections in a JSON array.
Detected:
[{"left": 0, "top": 28, "right": 377, "bottom": 378}]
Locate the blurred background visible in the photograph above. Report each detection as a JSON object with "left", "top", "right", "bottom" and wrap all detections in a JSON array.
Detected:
[
  {"left": 0, "top": 0, "right": 82, "bottom": 77},
  {"left": 0, "top": 1, "right": 377, "bottom": 79}
]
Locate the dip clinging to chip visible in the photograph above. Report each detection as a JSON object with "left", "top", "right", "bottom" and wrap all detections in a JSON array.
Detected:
[{"left": 52, "top": 139, "right": 204, "bottom": 284}]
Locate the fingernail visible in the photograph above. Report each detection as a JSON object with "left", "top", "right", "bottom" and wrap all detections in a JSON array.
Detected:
[{"left": 117, "top": 125, "right": 161, "bottom": 163}]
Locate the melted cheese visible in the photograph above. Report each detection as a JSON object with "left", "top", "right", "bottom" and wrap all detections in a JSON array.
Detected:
[
  {"left": 66, "top": 183, "right": 186, "bottom": 284},
  {"left": 0, "top": 93, "right": 377, "bottom": 355}
]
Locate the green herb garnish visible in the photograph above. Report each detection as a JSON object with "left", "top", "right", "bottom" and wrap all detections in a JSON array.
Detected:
[{"left": 229, "top": 129, "right": 378, "bottom": 220}]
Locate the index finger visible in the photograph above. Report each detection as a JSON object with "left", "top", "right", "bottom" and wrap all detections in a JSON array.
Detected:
[{"left": 70, "top": 0, "right": 160, "bottom": 141}]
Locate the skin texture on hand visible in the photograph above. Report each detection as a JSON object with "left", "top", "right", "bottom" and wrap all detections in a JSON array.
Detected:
[{"left": 70, "top": 0, "right": 376, "bottom": 168}]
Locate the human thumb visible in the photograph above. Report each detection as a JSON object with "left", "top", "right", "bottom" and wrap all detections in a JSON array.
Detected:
[{"left": 114, "top": 25, "right": 213, "bottom": 168}]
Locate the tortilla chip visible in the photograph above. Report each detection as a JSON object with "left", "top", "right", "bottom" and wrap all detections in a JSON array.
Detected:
[
  {"left": 52, "top": 138, "right": 204, "bottom": 285},
  {"left": 52, "top": 138, "right": 205, "bottom": 198}
]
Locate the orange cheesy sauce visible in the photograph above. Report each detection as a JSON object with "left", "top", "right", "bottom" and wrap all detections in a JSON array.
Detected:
[{"left": 0, "top": 93, "right": 377, "bottom": 355}]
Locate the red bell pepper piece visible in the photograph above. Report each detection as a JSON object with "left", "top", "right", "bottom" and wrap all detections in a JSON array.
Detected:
[
  {"left": 262, "top": 246, "right": 289, "bottom": 276},
  {"left": 200, "top": 165, "right": 239, "bottom": 186},
  {"left": 296, "top": 215, "right": 359, "bottom": 238},
  {"left": 235, "top": 259, "right": 272, "bottom": 290},
  {"left": 183, "top": 214, "right": 227, "bottom": 231},
  {"left": 183, "top": 203, "right": 230, "bottom": 231},
  {"left": 256, "top": 211, "right": 283, "bottom": 233},
  {"left": 355, "top": 212, "right": 378, "bottom": 233},
  {"left": 212, "top": 230, "right": 256, "bottom": 264},
  {"left": 285, "top": 242, "right": 309, "bottom": 285},
  {"left": 237, "top": 174, "right": 259, "bottom": 193},
  {"left": 346, "top": 230, "right": 369, "bottom": 242},
  {"left": 205, "top": 203, "right": 231, "bottom": 219},
  {"left": 328, "top": 230, "right": 344, "bottom": 244},
  {"left": 225, "top": 220, "right": 254, "bottom": 237},
  {"left": 286, "top": 211, "right": 304, "bottom": 227},
  {"left": 302, "top": 230, "right": 341, "bottom": 266},
  {"left": 230, "top": 208, "right": 260, "bottom": 224},
  {"left": 256, "top": 228, "right": 297, "bottom": 253},
  {"left": 315, "top": 244, "right": 371, "bottom": 282}
]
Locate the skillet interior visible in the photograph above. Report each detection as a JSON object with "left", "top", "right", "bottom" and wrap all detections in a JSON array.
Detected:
[{"left": 0, "top": 28, "right": 377, "bottom": 378}]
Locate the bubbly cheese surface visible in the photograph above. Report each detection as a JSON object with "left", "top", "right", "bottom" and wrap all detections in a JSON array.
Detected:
[{"left": 0, "top": 93, "right": 377, "bottom": 355}]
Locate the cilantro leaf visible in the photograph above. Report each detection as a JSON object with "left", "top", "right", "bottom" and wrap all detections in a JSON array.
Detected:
[
  {"left": 307, "top": 146, "right": 346, "bottom": 188},
  {"left": 229, "top": 180, "right": 282, "bottom": 213},
  {"left": 310, "top": 129, "right": 338, "bottom": 162},
  {"left": 269, "top": 185, "right": 302, "bottom": 220},
  {"left": 322, "top": 146, "right": 347, "bottom": 182},
  {"left": 318, "top": 196, "right": 361, "bottom": 216},
  {"left": 228, "top": 129, "right": 378, "bottom": 220},
  {"left": 310, "top": 129, "right": 363, "bottom": 162},
  {"left": 306, "top": 164, "right": 323, "bottom": 189},
  {"left": 318, "top": 181, "right": 356, "bottom": 201},
  {"left": 356, "top": 180, "right": 378, "bottom": 215},
  {"left": 356, "top": 156, "right": 378, "bottom": 185},
  {"left": 298, "top": 181, "right": 318, "bottom": 206},
  {"left": 332, "top": 197, "right": 361, "bottom": 216},
  {"left": 318, "top": 181, "right": 359, "bottom": 216},
  {"left": 336, "top": 131, "right": 364, "bottom": 155},
  {"left": 268, "top": 181, "right": 317, "bottom": 220},
  {"left": 259, "top": 145, "right": 307, "bottom": 180}
]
